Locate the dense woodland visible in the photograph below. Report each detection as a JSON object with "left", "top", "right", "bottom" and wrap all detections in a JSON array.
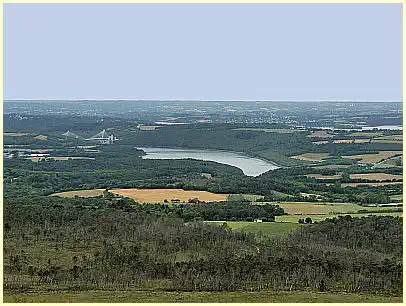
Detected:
[{"left": 4, "top": 196, "right": 402, "bottom": 294}]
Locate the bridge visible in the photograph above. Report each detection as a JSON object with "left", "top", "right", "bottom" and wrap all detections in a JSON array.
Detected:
[{"left": 62, "top": 129, "right": 118, "bottom": 144}]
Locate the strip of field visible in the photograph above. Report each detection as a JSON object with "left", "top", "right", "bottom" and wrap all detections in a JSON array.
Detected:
[
  {"left": 291, "top": 153, "right": 330, "bottom": 162},
  {"left": 306, "top": 174, "right": 342, "bottom": 180},
  {"left": 342, "top": 182, "right": 403, "bottom": 187},
  {"left": 4, "top": 132, "right": 29, "bottom": 136},
  {"left": 277, "top": 202, "right": 370, "bottom": 215},
  {"left": 138, "top": 125, "right": 161, "bottom": 131},
  {"left": 371, "top": 139, "right": 403, "bottom": 144},
  {"left": 4, "top": 289, "right": 401, "bottom": 303},
  {"left": 349, "top": 173, "right": 402, "bottom": 181},
  {"left": 333, "top": 139, "right": 370, "bottom": 144},
  {"left": 233, "top": 128, "right": 306, "bottom": 133},
  {"left": 276, "top": 211, "right": 402, "bottom": 223},
  {"left": 374, "top": 156, "right": 402, "bottom": 168},
  {"left": 351, "top": 132, "right": 383, "bottom": 137},
  {"left": 33, "top": 135, "right": 48, "bottom": 140},
  {"left": 29, "top": 156, "right": 95, "bottom": 162},
  {"left": 311, "top": 141, "right": 329, "bottom": 145},
  {"left": 110, "top": 188, "right": 229, "bottom": 203},
  {"left": 390, "top": 194, "right": 403, "bottom": 201},
  {"left": 223, "top": 222, "right": 302, "bottom": 237},
  {"left": 312, "top": 164, "right": 350, "bottom": 169},
  {"left": 342, "top": 151, "right": 402, "bottom": 164},
  {"left": 52, "top": 189, "right": 105, "bottom": 198},
  {"left": 307, "top": 131, "right": 332, "bottom": 138}
]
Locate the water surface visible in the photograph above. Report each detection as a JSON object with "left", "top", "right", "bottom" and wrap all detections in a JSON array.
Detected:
[{"left": 136, "top": 147, "right": 279, "bottom": 176}]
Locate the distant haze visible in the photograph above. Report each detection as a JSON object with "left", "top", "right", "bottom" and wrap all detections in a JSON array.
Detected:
[{"left": 5, "top": 4, "right": 402, "bottom": 101}]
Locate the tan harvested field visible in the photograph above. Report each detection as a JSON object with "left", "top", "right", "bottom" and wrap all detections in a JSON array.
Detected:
[
  {"left": 306, "top": 174, "right": 342, "bottom": 180},
  {"left": 52, "top": 189, "right": 105, "bottom": 198},
  {"left": 312, "top": 141, "right": 329, "bottom": 145},
  {"left": 77, "top": 145, "right": 97, "bottom": 149},
  {"left": 33, "top": 135, "right": 48, "bottom": 140},
  {"left": 342, "top": 182, "right": 403, "bottom": 187},
  {"left": 30, "top": 156, "right": 95, "bottom": 162},
  {"left": 308, "top": 131, "right": 332, "bottom": 138},
  {"left": 350, "top": 173, "right": 402, "bottom": 181},
  {"left": 342, "top": 151, "right": 402, "bottom": 164},
  {"left": 31, "top": 149, "right": 51, "bottom": 153},
  {"left": 4, "top": 132, "right": 29, "bottom": 136},
  {"left": 333, "top": 139, "right": 370, "bottom": 144},
  {"left": 291, "top": 153, "right": 330, "bottom": 162},
  {"left": 110, "top": 188, "right": 229, "bottom": 203},
  {"left": 312, "top": 164, "right": 350, "bottom": 169},
  {"left": 138, "top": 125, "right": 160, "bottom": 131}
]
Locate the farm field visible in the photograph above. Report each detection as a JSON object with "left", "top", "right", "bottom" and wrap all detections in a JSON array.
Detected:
[
  {"left": 308, "top": 131, "right": 332, "bottom": 138},
  {"left": 291, "top": 153, "right": 330, "bottom": 162},
  {"left": 232, "top": 128, "right": 306, "bottom": 133},
  {"left": 4, "top": 132, "right": 29, "bottom": 136},
  {"left": 110, "top": 188, "right": 229, "bottom": 203},
  {"left": 52, "top": 189, "right": 105, "bottom": 198},
  {"left": 4, "top": 289, "right": 401, "bottom": 303},
  {"left": 312, "top": 140, "right": 329, "bottom": 145},
  {"left": 351, "top": 132, "right": 383, "bottom": 137},
  {"left": 223, "top": 221, "right": 302, "bottom": 237},
  {"left": 138, "top": 125, "right": 161, "bottom": 131},
  {"left": 29, "top": 156, "right": 96, "bottom": 162},
  {"left": 333, "top": 139, "right": 370, "bottom": 144},
  {"left": 306, "top": 173, "right": 342, "bottom": 180},
  {"left": 374, "top": 156, "right": 402, "bottom": 168},
  {"left": 276, "top": 211, "right": 403, "bottom": 223},
  {"left": 312, "top": 164, "right": 350, "bottom": 169},
  {"left": 33, "top": 135, "right": 48, "bottom": 140},
  {"left": 349, "top": 173, "right": 402, "bottom": 181},
  {"left": 390, "top": 194, "right": 403, "bottom": 201},
  {"left": 342, "top": 182, "right": 403, "bottom": 187},
  {"left": 342, "top": 151, "right": 402, "bottom": 164}
]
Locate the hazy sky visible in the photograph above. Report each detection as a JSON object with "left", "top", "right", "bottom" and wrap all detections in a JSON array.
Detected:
[{"left": 5, "top": 4, "right": 402, "bottom": 101}]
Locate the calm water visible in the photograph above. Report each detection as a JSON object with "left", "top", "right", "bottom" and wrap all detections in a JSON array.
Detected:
[{"left": 136, "top": 147, "right": 279, "bottom": 176}]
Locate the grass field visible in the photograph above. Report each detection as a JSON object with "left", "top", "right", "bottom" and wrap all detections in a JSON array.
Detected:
[
  {"left": 312, "top": 140, "right": 329, "bottom": 145},
  {"left": 306, "top": 173, "right": 342, "bottom": 180},
  {"left": 291, "top": 153, "right": 330, "bottom": 162},
  {"left": 342, "top": 182, "right": 403, "bottom": 187},
  {"left": 342, "top": 151, "right": 403, "bottom": 164},
  {"left": 4, "top": 132, "right": 29, "bottom": 136},
  {"left": 308, "top": 131, "right": 332, "bottom": 138},
  {"left": 29, "top": 156, "right": 96, "bottom": 162},
  {"left": 390, "top": 194, "right": 403, "bottom": 201},
  {"left": 4, "top": 289, "right": 401, "bottom": 303},
  {"left": 374, "top": 156, "right": 402, "bottom": 168},
  {"left": 333, "top": 139, "right": 370, "bottom": 144},
  {"left": 110, "top": 188, "right": 229, "bottom": 203},
  {"left": 52, "top": 189, "right": 105, "bottom": 198},
  {"left": 312, "top": 164, "right": 350, "bottom": 169},
  {"left": 33, "top": 135, "right": 48, "bottom": 140},
  {"left": 138, "top": 125, "right": 161, "bottom": 131},
  {"left": 223, "top": 221, "right": 302, "bottom": 238},
  {"left": 232, "top": 128, "right": 306, "bottom": 133},
  {"left": 349, "top": 173, "right": 402, "bottom": 181},
  {"left": 351, "top": 132, "right": 383, "bottom": 137},
  {"left": 275, "top": 202, "right": 385, "bottom": 215},
  {"left": 276, "top": 211, "right": 403, "bottom": 223}
]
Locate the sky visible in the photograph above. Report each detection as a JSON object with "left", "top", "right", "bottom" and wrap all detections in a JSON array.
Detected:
[{"left": 4, "top": 4, "right": 402, "bottom": 101}]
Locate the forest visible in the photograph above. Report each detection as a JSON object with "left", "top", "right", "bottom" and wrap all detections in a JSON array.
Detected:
[{"left": 4, "top": 196, "right": 402, "bottom": 294}]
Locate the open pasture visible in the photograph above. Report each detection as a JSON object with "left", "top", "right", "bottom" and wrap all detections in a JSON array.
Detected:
[
  {"left": 307, "top": 130, "right": 332, "bottom": 138},
  {"left": 306, "top": 174, "right": 342, "bottom": 180},
  {"left": 291, "top": 153, "right": 330, "bottom": 162},
  {"left": 342, "top": 182, "right": 403, "bottom": 187},
  {"left": 333, "top": 139, "right": 370, "bottom": 144},
  {"left": 224, "top": 221, "right": 302, "bottom": 237},
  {"left": 233, "top": 128, "right": 305, "bottom": 133},
  {"left": 29, "top": 156, "right": 95, "bottom": 162},
  {"left": 350, "top": 173, "right": 402, "bottom": 181},
  {"left": 351, "top": 131, "right": 383, "bottom": 137},
  {"left": 110, "top": 188, "right": 229, "bottom": 203},
  {"left": 276, "top": 211, "right": 402, "bottom": 223},
  {"left": 4, "top": 132, "right": 29, "bottom": 136},
  {"left": 311, "top": 140, "right": 329, "bottom": 145},
  {"left": 277, "top": 202, "right": 367, "bottom": 215},
  {"left": 52, "top": 189, "right": 105, "bottom": 198},
  {"left": 33, "top": 135, "right": 48, "bottom": 140},
  {"left": 342, "top": 151, "right": 402, "bottom": 164},
  {"left": 312, "top": 164, "right": 350, "bottom": 169}
]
